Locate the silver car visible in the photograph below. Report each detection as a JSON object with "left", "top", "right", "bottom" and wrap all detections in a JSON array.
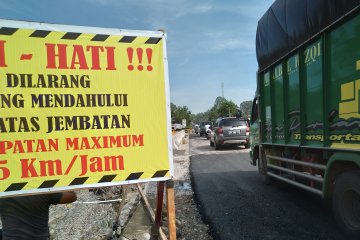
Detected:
[{"left": 209, "top": 117, "right": 249, "bottom": 150}]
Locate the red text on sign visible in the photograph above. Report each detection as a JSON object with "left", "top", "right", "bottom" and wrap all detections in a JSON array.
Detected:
[
  {"left": 0, "top": 40, "right": 7, "bottom": 67},
  {"left": 79, "top": 154, "right": 124, "bottom": 176},
  {"left": 21, "top": 158, "right": 62, "bottom": 178},
  {"left": 45, "top": 44, "right": 116, "bottom": 70},
  {"left": 0, "top": 160, "right": 10, "bottom": 180},
  {"left": 127, "top": 47, "right": 153, "bottom": 71},
  {"left": 19, "top": 154, "right": 125, "bottom": 178}
]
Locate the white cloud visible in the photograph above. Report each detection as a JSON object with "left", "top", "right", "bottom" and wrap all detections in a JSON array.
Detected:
[
  {"left": 212, "top": 38, "right": 254, "bottom": 51},
  {"left": 85, "top": 0, "right": 212, "bottom": 18},
  {"left": 85, "top": 0, "right": 117, "bottom": 5},
  {"left": 215, "top": 1, "right": 274, "bottom": 19},
  {"left": 191, "top": 3, "right": 213, "bottom": 14},
  {"left": 84, "top": 0, "right": 215, "bottom": 31},
  {"left": 202, "top": 31, "right": 255, "bottom": 52}
]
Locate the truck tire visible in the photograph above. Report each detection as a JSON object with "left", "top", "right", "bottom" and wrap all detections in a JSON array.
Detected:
[
  {"left": 332, "top": 170, "right": 360, "bottom": 237},
  {"left": 258, "top": 148, "right": 271, "bottom": 185}
]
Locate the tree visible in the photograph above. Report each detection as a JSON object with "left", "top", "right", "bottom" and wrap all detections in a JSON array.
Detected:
[
  {"left": 170, "top": 102, "right": 177, "bottom": 118},
  {"left": 240, "top": 100, "right": 253, "bottom": 118},
  {"left": 192, "top": 96, "right": 255, "bottom": 124},
  {"left": 207, "top": 97, "right": 238, "bottom": 122},
  {"left": 192, "top": 112, "right": 208, "bottom": 123},
  {"left": 214, "top": 96, "right": 226, "bottom": 107},
  {"left": 170, "top": 102, "right": 192, "bottom": 127},
  {"left": 217, "top": 100, "right": 238, "bottom": 118}
]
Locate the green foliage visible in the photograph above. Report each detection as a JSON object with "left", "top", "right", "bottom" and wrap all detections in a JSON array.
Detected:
[
  {"left": 174, "top": 96, "right": 253, "bottom": 127},
  {"left": 171, "top": 102, "right": 192, "bottom": 127},
  {"left": 193, "top": 97, "right": 239, "bottom": 123},
  {"left": 192, "top": 97, "right": 253, "bottom": 124},
  {"left": 216, "top": 100, "right": 238, "bottom": 119},
  {"left": 192, "top": 112, "right": 208, "bottom": 123},
  {"left": 240, "top": 100, "right": 253, "bottom": 118}
]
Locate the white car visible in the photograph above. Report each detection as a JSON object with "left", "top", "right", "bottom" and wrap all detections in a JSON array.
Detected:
[
  {"left": 199, "top": 121, "right": 212, "bottom": 139},
  {"left": 204, "top": 124, "right": 212, "bottom": 139},
  {"left": 193, "top": 124, "right": 200, "bottom": 134}
]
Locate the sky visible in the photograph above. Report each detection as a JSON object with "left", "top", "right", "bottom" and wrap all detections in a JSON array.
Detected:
[{"left": 0, "top": 0, "right": 274, "bottom": 114}]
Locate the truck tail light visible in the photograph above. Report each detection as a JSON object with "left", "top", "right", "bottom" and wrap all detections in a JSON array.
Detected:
[{"left": 246, "top": 126, "right": 250, "bottom": 136}]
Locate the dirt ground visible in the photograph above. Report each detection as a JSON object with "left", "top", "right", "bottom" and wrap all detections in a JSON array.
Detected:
[
  {"left": 170, "top": 133, "right": 213, "bottom": 240},
  {"left": 0, "top": 132, "right": 213, "bottom": 240}
]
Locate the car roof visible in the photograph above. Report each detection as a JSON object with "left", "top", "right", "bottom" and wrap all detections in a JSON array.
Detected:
[{"left": 217, "top": 117, "right": 247, "bottom": 121}]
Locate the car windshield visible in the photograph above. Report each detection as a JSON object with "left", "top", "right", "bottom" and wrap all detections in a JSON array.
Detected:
[{"left": 220, "top": 119, "right": 246, "bottom": 127}]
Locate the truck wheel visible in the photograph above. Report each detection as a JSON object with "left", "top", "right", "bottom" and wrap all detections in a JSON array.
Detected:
[
  {"left": 333, "top": 170, "right": 360, "bottom": 237},
  {"left": 258, "top": 149, "right": 271, "bottom": 185}
]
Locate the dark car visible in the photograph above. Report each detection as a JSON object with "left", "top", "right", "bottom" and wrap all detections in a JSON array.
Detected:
[
  {"left": 199, "top": 121, "right": 212, "bottom": 138},
  {"left": 209, "top": 117, "right": 249, "bottom": 150}
]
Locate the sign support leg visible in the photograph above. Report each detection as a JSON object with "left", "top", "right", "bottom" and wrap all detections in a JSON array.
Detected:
[
  {"left": 155, "top": 181, "right": 165, "bottom": 231},
  {"left": 166, "top": 179, "right": 176, "bottom": 240}
]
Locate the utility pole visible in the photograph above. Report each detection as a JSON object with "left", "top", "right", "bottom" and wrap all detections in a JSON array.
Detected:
[{"left": 221, "top": 82, "right": 224, "bottom": 98}]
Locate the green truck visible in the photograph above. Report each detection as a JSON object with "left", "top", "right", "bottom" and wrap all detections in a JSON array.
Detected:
[{"left": 250, "top": 1, "right": 360, "bottom": 237}]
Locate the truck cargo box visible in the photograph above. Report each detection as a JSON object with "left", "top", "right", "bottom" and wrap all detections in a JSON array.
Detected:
[
  {"left": 250, "top": 0, "right": 360, "bottom": 237},
  {"left": 259, "top": 8, "right": 360, "bottom": 149},
  {"left": 256, "top": 0, "right": 360, "bottom": 71}
]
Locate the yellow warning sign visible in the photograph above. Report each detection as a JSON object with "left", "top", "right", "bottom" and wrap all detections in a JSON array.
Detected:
[{"left": 0, "top": 19, "right": 173, "bottom": 197}]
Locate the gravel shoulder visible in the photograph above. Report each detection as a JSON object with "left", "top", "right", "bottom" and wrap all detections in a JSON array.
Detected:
[
  {"left": 0, "top": 131, "right": 213, "bottom": 240},
  {"left": 171, "top": 133, "right": 213, "bottom": 240}
]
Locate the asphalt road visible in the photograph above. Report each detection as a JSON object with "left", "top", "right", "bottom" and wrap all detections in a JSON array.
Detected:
[{"left": 189, "top": 134, "right": 351, "bottom": 240}]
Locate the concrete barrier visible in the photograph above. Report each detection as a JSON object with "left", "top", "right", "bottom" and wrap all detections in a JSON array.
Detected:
[{"left": 172, "top": 130, "right": 185, "bottom": 150}]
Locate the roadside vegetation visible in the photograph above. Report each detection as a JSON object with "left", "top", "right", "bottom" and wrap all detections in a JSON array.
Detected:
[{"left": 171, "top": 97, "right": 252, "bottom": 127}]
